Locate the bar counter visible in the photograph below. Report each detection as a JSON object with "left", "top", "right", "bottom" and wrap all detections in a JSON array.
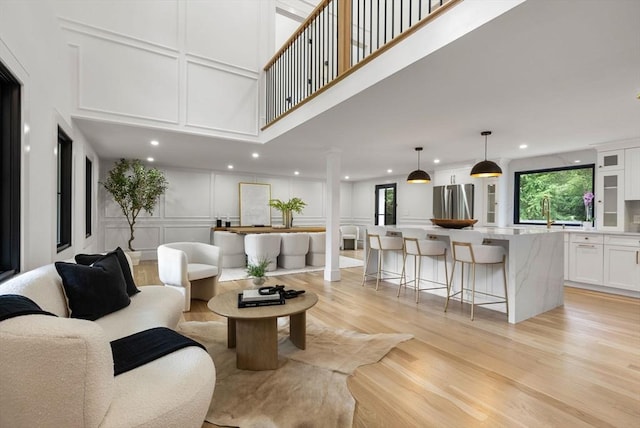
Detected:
[{"left": 364, "top": 225, "right": 565, "bottom": 324}]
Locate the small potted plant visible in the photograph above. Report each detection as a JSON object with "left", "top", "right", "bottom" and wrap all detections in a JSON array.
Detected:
[
  {"left": 269, "top": 197, "right": 307, "bottom": 228},
  {"left": 246, "top": 258, "right": 270, "bottom": 285},
  {"left": 102, "top": 158, "right": 168, "bottom": 264}
]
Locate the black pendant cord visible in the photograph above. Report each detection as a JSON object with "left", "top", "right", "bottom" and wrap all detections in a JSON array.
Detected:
[{"left": 484, "top": 135, "right": 488, "bottom": 161}]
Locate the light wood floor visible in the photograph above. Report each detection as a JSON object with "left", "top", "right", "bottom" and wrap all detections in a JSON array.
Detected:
[{"left": 134, "top": 251, "right": 640, "bottom": 427}]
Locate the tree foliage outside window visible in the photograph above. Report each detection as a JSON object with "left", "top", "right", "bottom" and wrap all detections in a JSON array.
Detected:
[{"left": 515, "top": 165, "right": 594, "bottom": 225}]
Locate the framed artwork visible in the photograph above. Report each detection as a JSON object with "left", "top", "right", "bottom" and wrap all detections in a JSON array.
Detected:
[{"left": 239, "top": 182, "right": 271, "bottom": 226}]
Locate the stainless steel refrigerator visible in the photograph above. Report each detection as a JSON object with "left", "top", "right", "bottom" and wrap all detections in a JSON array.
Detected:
[{"left": 433, "top": 184, "right": 475, "bottom": 219}]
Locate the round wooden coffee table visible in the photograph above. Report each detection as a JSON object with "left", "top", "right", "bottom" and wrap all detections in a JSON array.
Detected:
[{"left": 208, "top": 290, "right": 318, "bottom": 370}]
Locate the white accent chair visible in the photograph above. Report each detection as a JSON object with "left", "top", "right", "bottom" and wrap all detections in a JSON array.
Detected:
[
  {"left": 157, "top": 242, "right": 221, "bottom": 311},
  {"left": 278, "top": 233, "right": 310, "bottom": 269},
  {"left": 339, "top": 225, "right": 359, "bottom": 250},
  {"left": 213, "top": 231, "right": 246, "bottom": 268},
  {"left": 306, "top": 232, "right": 326, "bottom": 266},
  {"left": 244, "top": 234, "right": 282, "bottom": 272}
]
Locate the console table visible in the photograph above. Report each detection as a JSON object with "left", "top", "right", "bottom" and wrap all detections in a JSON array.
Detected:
[{"left": 212, "top": 226, "right": 325, "bottom": 234}]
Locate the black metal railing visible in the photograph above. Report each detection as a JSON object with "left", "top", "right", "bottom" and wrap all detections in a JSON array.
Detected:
[{"left": 264, "top": 0, "right": 458, "bottom": 127}]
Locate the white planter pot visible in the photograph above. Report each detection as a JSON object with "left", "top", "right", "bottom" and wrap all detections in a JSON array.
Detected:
[{"left": 126, "top": 250, "right": 142, "bottom": 266}]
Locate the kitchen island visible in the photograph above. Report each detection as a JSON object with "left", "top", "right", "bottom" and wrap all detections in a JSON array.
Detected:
[{"left": 364, "top": 226, "right": 565, "bottom": 324}]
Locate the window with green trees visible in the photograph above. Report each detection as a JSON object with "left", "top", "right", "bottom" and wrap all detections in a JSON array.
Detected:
[{"left": 514, "top": 164, "right": 594, "bottom": 226}]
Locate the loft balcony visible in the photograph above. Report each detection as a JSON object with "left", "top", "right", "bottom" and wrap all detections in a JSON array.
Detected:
[{"left": 264, "top": 0, "right": 461, "bottom": 128}]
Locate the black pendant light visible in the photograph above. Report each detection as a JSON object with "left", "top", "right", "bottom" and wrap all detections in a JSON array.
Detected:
[
  {"left": 470, "top": 131, "right": 502, "bottom": 178},
  {"left": 407, "top": 147, "right": 431, "bottom": 183}
]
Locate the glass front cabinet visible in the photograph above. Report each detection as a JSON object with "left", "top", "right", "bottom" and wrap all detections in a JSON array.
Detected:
[
  {"left": 484, "top": 178, "right": 498, "bottom": 226},
  {"left": 596, "top": 170, "right": 625, "bottom": 231}
]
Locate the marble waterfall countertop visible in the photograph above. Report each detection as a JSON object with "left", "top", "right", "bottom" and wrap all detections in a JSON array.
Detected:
[
  {"left": 366, "top": 225, "right": 565, "bottom": 324},
  {"left": 413, "top": 225, "right": 640, "bottom": 237}
]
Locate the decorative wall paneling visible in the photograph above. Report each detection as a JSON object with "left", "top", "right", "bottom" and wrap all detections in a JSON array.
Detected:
[
  {"left": 59, "top": 8, "right": 261, "bottom": 139},
  {"left": 184, "top": 0, "right": 261, "bottom": 71},
  {"left": 185, "top": 59, "right": 259, "bottom": 136},
  {"left": 103, "top": 225, "right": 161, "bottom": 255},
  {"left": 163, "top": 225, "right": 212, "bottom": 244},
  {"left": 163, "top": 169, "right": 212, "bottom": 218},
  {"left": 55, "top": 7, "right": 179, "bottom": 50},
  {"left": 62, "top": 26, "right": 180, "bottom": 124},
  {"left": 99, "top": 165, "right": 356, "bottom": 260}
]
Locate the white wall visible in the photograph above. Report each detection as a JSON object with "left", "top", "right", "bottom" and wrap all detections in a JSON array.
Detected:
[
  {"left": 56, "top": 0, "right": 274, "bottom": 139},
  {"left": 0, "top": 0, "right": 100, "bottom": 270},
  {"left": 99, "top": 163, "right": 357, "bottom": 260}
]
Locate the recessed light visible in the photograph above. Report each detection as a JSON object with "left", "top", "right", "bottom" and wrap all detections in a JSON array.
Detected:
[
  {"left": 24, "top": 124, "right": 30, "bottom": 134},
  {"left": 25, "top": 145, "right": 31, "bottom": 152},
  {"left": 294, "top": 171, "right": 300, "bottom": 175},
  {"left": 519, "top": 144, "right": 528, "bottom": 149},
  {"left": 433, "top": 159, "right": 440, "bottom": 164},
  {"left": 344, "top": 175, "right": 350, "bottom": 180},
  {"left": 252, "top": 153, "right": 259, "bottom": 158},
  {"left": 147, "top": 157, "right": 154, "bottom": 162},
  {"left": 574, "top": 160, "right": 581, "bottom": 163},
  {"left": 387, "top": 169, "right": 393, "bottom": 173},
  {"left": 150, "top": 140, "right": 159, "bottom": 146},
  {"left": 227, "top": 164, "right": 234, "bottom": 169}
]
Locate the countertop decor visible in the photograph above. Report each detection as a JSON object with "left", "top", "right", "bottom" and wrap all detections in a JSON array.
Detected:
[{"left": 430, "top": 218, "right": 478, "bottom": 229}]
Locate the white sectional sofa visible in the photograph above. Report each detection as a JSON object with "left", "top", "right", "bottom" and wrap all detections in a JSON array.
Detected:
[{"left": 0, "top": 258, "right": 215, "bottom": 428}]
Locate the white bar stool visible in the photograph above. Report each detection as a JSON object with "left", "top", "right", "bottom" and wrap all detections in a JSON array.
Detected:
[
  {"left": 445, "top": 240, "right": 508, "bottom": 320},
  {"left": 400, "top": 236, "right": 449, "bottom": 303},
  {"left": 362, "top": 232, "right": 405, "bottom": 290}
]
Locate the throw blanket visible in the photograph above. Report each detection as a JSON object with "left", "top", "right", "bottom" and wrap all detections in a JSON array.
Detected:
[
  {"left": 110, "top": 327, "right": 206, "bottom": 376},
  {"left": 0, "top": 294, "right": 56, "bottom": 322}
]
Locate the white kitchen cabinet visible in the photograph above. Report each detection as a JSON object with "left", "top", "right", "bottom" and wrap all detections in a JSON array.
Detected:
[
  {"left": 564, "top": 233, "right": 569, "bottom": 281},
  {"left": 603, "top": 235, "right": 640, "bottom": 291},
  {"left": 624, "top": 147, "right": 640, "bottom": 200},
  {"left": 483, "top": 178, "right": 498, "bottom": 226},
  {"left": 597, "top": 149, "right": 625, "bottom": 171},
  {"left": 433, "top": 167, "right": 472, "bottom": 186},
  {"left": 569, "top": 233, "right": 603, "bottom": 285},
  {"left": 596, "top": 170, "right": 624, "bottom": 231}
]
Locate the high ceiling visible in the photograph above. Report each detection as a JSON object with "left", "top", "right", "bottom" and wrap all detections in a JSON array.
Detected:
[{"left": 76, "top": 0, "right": 640, "bottom": 181}]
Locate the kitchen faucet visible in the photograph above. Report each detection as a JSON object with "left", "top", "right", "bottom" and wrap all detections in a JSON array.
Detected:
[{"left": 541, "top": 196, "right": 553, "bottom": 229}]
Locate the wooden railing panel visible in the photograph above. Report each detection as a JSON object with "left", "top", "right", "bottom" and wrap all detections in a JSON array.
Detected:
[{"left": 264, "top": 0, "right": 460, "bottom": 127}]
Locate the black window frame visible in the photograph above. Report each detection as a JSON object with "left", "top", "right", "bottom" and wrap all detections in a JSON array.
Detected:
[
  {"left": 374, "top": 183, "right": 397, "bottom": 226},
  {"left": 85, "top": 156, "right": 92, "bottom": 238},
  {"left": 513, "top": 164, "right": 595, "bottom": 227},
  {"left": 56, "top": 127, "right": 72, "bottom": 253},
  {"left": 0, "top": 60, "right": 21, "bottom": 281}
]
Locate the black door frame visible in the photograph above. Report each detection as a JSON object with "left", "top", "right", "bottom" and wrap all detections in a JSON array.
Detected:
[{"left": 374, "top": 183, "right": 397, "bottom": 225}]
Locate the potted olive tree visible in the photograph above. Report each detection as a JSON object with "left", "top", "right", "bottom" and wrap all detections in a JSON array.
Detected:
[
  {"left": 269, "top": 197, "right": 306, "bottom": 228},
  {"left": 102, "top": 158, "right": 168, "bottom": 265}
]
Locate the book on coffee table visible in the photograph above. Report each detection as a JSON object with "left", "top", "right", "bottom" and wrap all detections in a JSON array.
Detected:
[
  {"left": 237, "top": 292, "right": 285, "bottom": 308},
  {"left": 241, "top": 289, "right": 281, "bottom": 302}
]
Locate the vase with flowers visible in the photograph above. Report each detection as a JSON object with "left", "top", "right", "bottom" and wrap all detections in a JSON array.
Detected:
[{"left": 583, "top": 191, "right": 594, "bottom": 229}]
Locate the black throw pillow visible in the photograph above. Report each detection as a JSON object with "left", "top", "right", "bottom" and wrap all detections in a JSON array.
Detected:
[
  {"left": 75, "top": 247, "right": 140, "bottom": 296},
  {"left": 55, "top": 253, "right": 131, "bottom": 321}
]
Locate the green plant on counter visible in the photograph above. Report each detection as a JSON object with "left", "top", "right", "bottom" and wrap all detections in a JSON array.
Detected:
[{"left": 269, "top": 197, "right": 307, "bottom": 228}]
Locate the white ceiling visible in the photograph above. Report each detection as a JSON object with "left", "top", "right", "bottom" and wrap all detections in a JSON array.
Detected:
[{"left": 75, "top": 0, "right": 640, "bottom": 181}]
